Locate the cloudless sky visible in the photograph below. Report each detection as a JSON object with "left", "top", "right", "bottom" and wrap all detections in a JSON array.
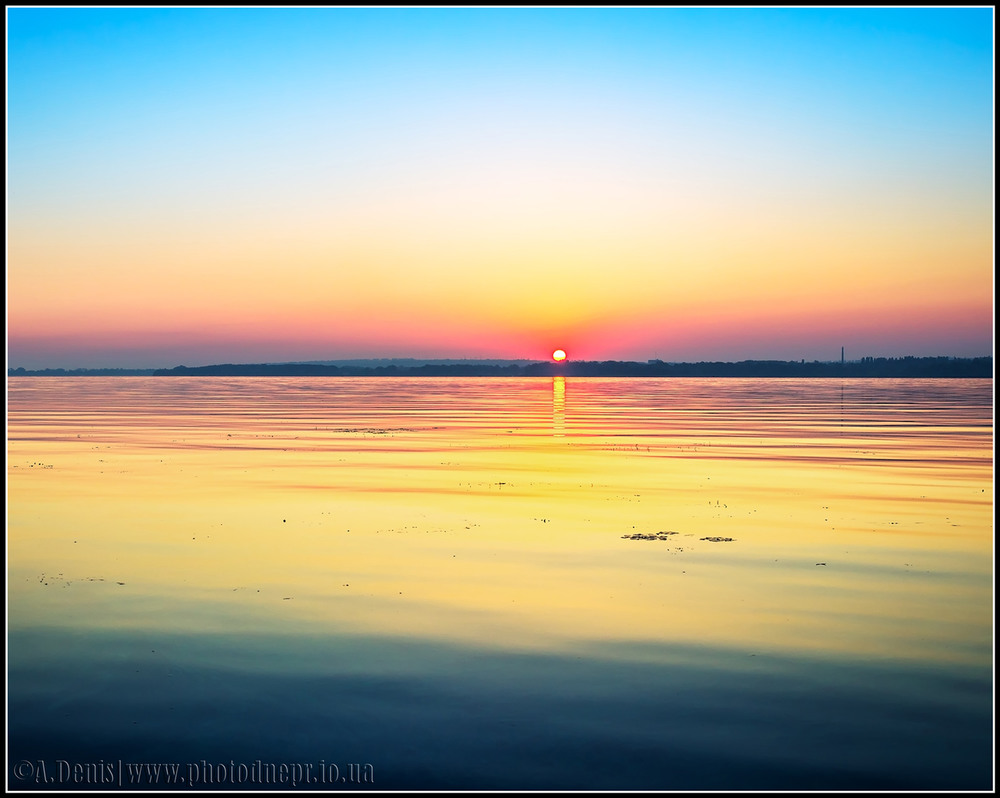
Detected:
[{"left": 7, "top": 7, "right": 994, "bottom": 367}]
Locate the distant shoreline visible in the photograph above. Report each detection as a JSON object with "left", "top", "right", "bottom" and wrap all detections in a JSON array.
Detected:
[{"left": 8, "top": 357, "right": 993, "bottom": 379}]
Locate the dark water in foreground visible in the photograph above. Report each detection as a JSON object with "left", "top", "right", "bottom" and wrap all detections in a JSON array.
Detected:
[{"left": 7, "top": 378, "right": 994, "bottom": 789}]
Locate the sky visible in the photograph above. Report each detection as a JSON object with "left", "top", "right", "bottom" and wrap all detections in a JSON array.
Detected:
[{"left": 6, "top": 7, "right": 995, "bottom": 368}]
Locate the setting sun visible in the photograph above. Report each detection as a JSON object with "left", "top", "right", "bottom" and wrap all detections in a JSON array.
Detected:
[{"left": 552, "top": 349, "right": 567, "bottom": 362}]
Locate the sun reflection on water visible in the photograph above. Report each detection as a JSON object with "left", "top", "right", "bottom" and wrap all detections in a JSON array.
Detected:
[{"left": 552, "top": 375, "right": 566, "bottom": 437}]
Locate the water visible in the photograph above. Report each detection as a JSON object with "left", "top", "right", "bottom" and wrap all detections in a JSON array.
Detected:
[{"left": 7, "top": 377, "right": 993, "bottom": 789}]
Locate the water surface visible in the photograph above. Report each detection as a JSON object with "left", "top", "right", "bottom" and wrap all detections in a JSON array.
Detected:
[{"left": 7, "top": 377, "right": 993, "bottom": 789}]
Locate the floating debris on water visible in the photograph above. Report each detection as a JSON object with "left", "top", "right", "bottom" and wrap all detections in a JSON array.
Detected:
[
  {"left": 700, "top": 536, "right": 735, "bottom": 542},
  {"left": 622, "top": 531, "right": 679, "bottom": 540}
]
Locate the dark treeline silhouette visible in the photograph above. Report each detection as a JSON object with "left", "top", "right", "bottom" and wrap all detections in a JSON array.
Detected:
[
  {"left": 517, "top": 357, "right": 992, "bottom": 377},
  {"left": 150, "top": 363, "right": 528, "bottom": 377},
  {"left": 138, "top": 356, "right": 992, "bottom": 378},
  {"left": 9, "top": 357, "right": 992, "bottom": 378}
]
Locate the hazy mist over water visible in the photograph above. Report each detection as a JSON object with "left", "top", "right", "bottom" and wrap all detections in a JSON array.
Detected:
[{"left": 7, "top": 377, "right": 993, "bottom": 789}]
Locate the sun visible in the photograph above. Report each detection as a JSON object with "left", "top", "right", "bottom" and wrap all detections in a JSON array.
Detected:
[{"left": 552, "top": 349, "right": 567, "bottom": 362}]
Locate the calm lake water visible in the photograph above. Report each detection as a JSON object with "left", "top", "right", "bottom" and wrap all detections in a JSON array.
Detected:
[{"left": 7, "top": 377, "right": 994, "bottom": 790}]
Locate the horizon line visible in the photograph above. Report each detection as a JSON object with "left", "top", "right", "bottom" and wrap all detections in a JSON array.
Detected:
[{"left": 8, "top": 353, "right": 994, "bottom": 375}]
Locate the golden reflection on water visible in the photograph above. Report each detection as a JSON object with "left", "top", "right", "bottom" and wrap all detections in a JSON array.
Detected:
[
  {"left": 7, "top": 377, "right": 993, "bottom": 665},
  {"left": 552, "top": 376, "right": 565, "bottom": 437}
]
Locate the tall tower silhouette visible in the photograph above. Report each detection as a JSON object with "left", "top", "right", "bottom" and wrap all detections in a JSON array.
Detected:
[{"left": 841, "top": 346, "right": 845, "bottom": 365}]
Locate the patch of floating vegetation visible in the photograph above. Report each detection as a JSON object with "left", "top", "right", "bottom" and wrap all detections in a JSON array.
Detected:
[
  {"left": 328, "top": 427, "right": 418, "bottom": 435},
  {"left": 700, "top": 536, "right": 735, "bottom": 542},
  {"left": 621, "top": 531, "right": 679, "bottom": 541},
  {"left": 36, "top": 574, "right": 122, "bottom": 587}
]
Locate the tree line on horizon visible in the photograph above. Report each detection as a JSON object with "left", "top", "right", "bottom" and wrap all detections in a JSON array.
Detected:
[{"left": 8, "top": 356, "right": 993, "bottom": 378}]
